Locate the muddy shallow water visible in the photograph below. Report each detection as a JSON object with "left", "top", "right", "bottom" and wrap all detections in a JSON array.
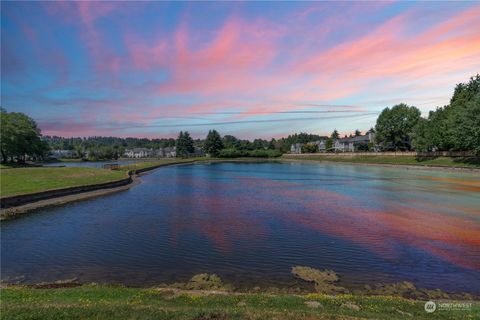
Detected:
[{"left": 2, "top": 162, "right": 479, "bottom": 293}]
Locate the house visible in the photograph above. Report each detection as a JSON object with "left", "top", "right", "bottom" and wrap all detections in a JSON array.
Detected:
[
  {"left": 191, "top": 146, "right": 205, "bottom": 157},
  {"left": 124, "top": 148, "right": 153, "bottom": 158},
  {"left": 307, "top": 137, "right": 329, "bottom": 152},
  {"left": 290, "top": 143, "right": 302, "bottom": 154},
  {"left": 333, "top": 132, "right": 376, "bottom": 152},
  {"left": 50, "top": 149, "right": 75, "bottom": 159},
  {"left": 349, "top": 132, "right": 376, "bottom": 151},
  {"left": 333, "top": 138, "right": 354, "bottom": 152},
  {"left": 163, "top": 146, "right": 176, "bottom": 158},
  {"left": 155, "top": 149, "right": 165, "bottom": 157}
]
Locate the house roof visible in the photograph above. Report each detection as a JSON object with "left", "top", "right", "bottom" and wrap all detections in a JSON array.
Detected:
[
  {"left": 349, "top": 135, "right": 370, "bottom": 142},
  {"left": 130, "top": 148, "right": 151, "bottom": 152}
]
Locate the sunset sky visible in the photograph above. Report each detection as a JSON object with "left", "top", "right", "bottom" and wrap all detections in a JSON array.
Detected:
[{"left": 2, "top": 1, "right": 479, "bottom": 139}]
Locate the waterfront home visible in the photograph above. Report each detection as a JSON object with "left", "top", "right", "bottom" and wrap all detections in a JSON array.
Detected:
[
  {"left": 349, "top": 132, "right": 376, "bottom": 151},
  {"left": 156, "top": 149, "right": 165, "bottom": 157},
  {"left": 50, "top": 149, "right": 76, "bottom": 159},
  {"left": 290, "top": 143, "right": 302, "bottom": 154},
  {"left": 333, "top": 132, "right": 376, "bottom": 152},
  {"left": 308, "top": 138, "right": 329, "bottom": 152},
  {"left": 163, "top": 146, "right": 176, "bottom": 158},
  {"left": 125, "top": 148, "right": 153, "bottom": 158},
  {"left": 333, "top": 138, "right": 354, "bottom": 152},
  {"left": 191, "top": 146, "right": 205, "bottom": 157}
]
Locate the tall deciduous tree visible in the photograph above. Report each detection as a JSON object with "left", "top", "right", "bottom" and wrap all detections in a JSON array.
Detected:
[
  {"left": 450, "top": 80, "right": 480, "bottom": 155},
  {"left": 412, "top": 75, "right": 480, "bottom": 154},
  {"left": 1, "top": 108, "right": 49, "bottom": 162},
  {"left": 375, "top": 103, "right": 421, "bottom": 151},
  {"left": 204, "top": 130, "right": 224, "bottom": 157}
]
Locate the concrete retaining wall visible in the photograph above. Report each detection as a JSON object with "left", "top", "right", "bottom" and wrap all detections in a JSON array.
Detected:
[{"left": 1, "top": 176, "right": 133, "bottom": 209}]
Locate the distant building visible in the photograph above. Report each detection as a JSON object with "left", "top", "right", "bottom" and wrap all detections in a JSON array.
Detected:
[
  {"left": 306, "top": 137, "right": 329, "bottom": 152},
  {"left": 291, "top": 133, "right": 376, "bottom": 153},
  {"left": 125, "top": 148, "right": 153, "bottom": 158},
  {"left": 190, "top": 146, "right": 205, "bottom": 157},
  {"left": 333, "top": 138, "right": 354, "bottom": 152},
  {"left": 50, "top": 149, "right": 75, "bottom": 159},
  {"left": 333, "top": 132, "right": 376, "bottom": 152},
  {"left": 162, "top": 146, "right": 176, "bottom": 158},
  {"left": 155, "top": 149, "right": 165, "bottom": 158},
  {"left": 290, "top": 143, "right": 302, "bottom": 154}
]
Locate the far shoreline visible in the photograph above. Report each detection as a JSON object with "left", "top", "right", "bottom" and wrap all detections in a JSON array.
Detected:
[{"left": 279, "top": 156, "right": 480, "bottom": 173}]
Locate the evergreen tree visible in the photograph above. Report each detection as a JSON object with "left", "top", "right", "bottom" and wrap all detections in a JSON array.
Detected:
[
  {"left": 176, "top": 131, "right": 194, "bottom": 158},
  {"left": 204, "top": 130, "right": 224, "bottom": 157},
  {"left": 330, "top": 129, "right": 339, "bottom": 139}
]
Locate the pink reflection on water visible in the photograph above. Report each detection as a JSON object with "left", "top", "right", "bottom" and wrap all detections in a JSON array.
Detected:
[
  {"left": 274, "top": 187, "right": 480, "bottom": 271},
  {"left": 166, "top": 172, "right": 480, "bottom": 270}
]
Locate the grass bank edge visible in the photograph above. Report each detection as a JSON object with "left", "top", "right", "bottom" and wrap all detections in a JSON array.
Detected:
[
  {"left": 282, "top": 154, "right": 480, "bottom": 169},
  {"left": 0, "top": 167, "right": 128, "bottom": 198},
  {"left": 1, "top": 285, "right": 478, "bottom": 320}
]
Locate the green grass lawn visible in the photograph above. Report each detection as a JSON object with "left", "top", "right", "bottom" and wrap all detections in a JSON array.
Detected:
[
  {"left": 0, "top": 167, "right": 127, "bottom": 197},
  {"left": 0, "top": 158, "right": 207, "bottom": 198},
  {"left": 282, "top": 155, "right": 480, "bottom": 168},
  {"left": 1, "top": 286, "right": 477, "bottom": 320}
]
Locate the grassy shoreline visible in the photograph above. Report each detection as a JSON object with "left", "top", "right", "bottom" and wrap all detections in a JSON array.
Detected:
[
  {"left": 0, "top": 167, "right": 127, "bottom": 197},
  {"left": 1, "top": 285, "right": 478, "bottom": 320},
  {"left": 282, "top": 154, "right": 480, "bottom": 169}
]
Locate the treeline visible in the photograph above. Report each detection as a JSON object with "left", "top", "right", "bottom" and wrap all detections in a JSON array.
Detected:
[
  {"left": 45, "top": 136, "right": 176, "bottom": 150},
  {"left": 374, "top": 75, "right": 480, "bottom": 155},
  {"left": 412, "top": 75, "right": 480, "bottom": 155},
  {"left": 43, "top": 136, "right": 178, "bottom": 160},
  {"left": 177, "top": 130, "right": 282, "bottom": 158}
]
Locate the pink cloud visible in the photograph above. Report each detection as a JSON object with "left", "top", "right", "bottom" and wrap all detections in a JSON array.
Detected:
[{"left": 35, "top": 2, "right": 480, "bottom": 138}]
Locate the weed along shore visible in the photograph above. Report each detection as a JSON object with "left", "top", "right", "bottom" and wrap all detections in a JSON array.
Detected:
[{"left": 2, "top": 267, "right": 479, "bottom": 320}]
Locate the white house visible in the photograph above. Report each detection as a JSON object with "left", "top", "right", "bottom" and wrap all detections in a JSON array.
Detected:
[
  {"left": 290, "top": 143, "right": 302, "bottom": 154},
  {"left": 333, "top": 138, "right": 354, "bottom": 152},
  {"left": 125, "top": 148, "right": 153, "bottom": 158},
  {"left": 163, "top": 146, "right": 176, "bottom": 158},
  {"left": 333, "top": 132, "right": 376, "bottom": 152},
  {"left": 50, "top": 149, "right": 75, "bottom": 159}
]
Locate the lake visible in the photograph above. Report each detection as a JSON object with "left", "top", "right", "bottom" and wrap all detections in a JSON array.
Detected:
[{"left": 2, "top": 162, "right": 479, "bottom": 293}]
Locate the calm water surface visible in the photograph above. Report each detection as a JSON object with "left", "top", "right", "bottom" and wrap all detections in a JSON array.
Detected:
[{"left": 2, "top": 162, "right": 479, "bottom": 293}]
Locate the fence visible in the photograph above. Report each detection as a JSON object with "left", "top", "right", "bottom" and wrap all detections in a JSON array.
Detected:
[{"left": 286, "top": 151, "right": 474, "bottom": 157}]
